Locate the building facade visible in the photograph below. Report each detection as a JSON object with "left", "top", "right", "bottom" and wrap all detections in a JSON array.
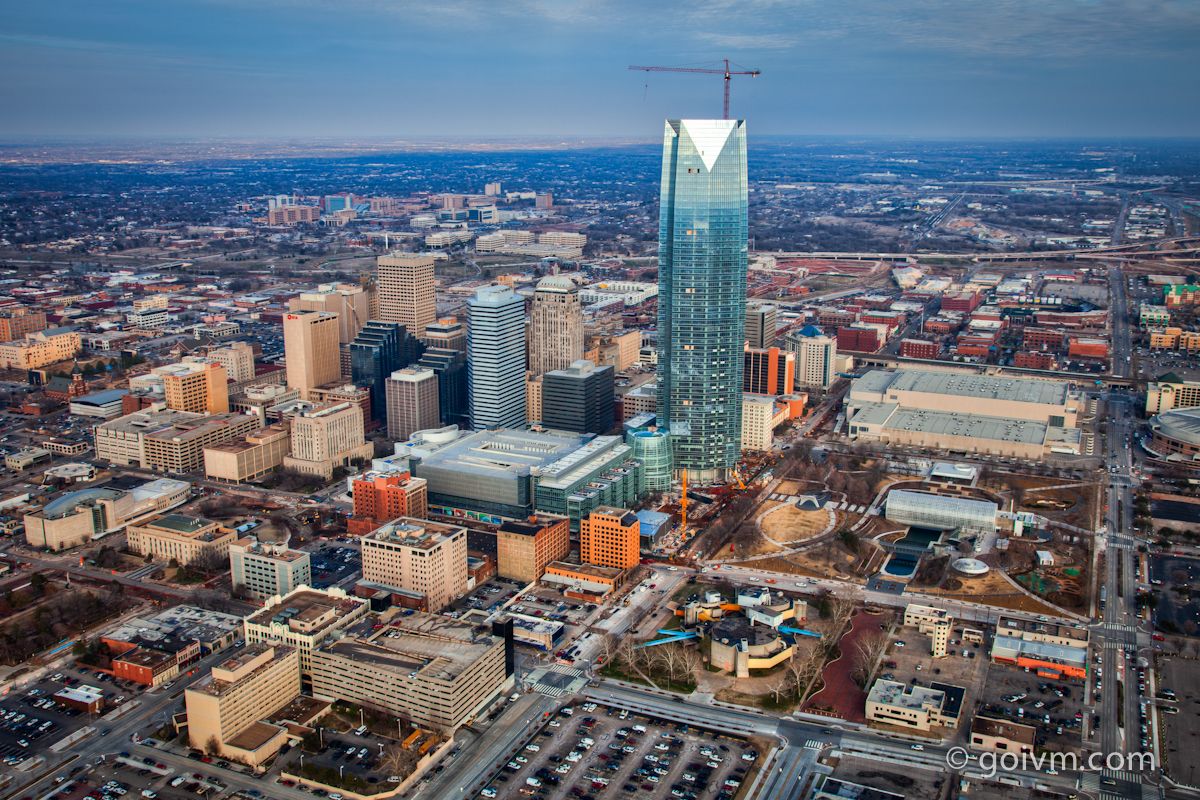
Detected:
[
  {"left": 229, "top": 536, "right": 312, "bottom": 600},
  {"left": 385, "top": 367, "right": 440, "bottom": 441},
  {"left": 656, "top": 119, "right": 748, "bottom": 483},
  {"left": 467, "top": 285, "right": 527, "bottom": 430},
  {"left": 529, "top": 276, "right": 584, "bottom": 376},
  {"left": 126, "top": 513, "right": 235, "bottom": 566},
  {"left": 541, "top": 360, "right": 615, "bottom": 435},
  {"left": 496, "top": 516, "right": 570, "bottom": 583},
  {"left": 377, "top": 253, "right": 436, "bottom": 340},
  {"left": 283, "top": 310, "right": 340, "bottom": 399},
  {"left": 360, "top": 517, "right": 468, "bottom": 612},
  {"left": 579, "top": 506, "right": 640, "bottom": 570}
]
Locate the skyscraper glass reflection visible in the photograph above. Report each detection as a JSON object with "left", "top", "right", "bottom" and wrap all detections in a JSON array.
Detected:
[{"left": 656, "top": 119, "right": 749, "bottom": 483}]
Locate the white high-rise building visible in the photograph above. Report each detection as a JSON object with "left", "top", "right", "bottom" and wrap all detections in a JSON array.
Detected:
[
  {"left": 790, "top": 333, "right": 837, "bottom": 389},
  {"left": 467, "top": 285, "right": 527, "bottom": 430}
]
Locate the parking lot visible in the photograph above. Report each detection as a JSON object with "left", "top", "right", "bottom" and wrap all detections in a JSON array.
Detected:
[
  {"left": 975, "top": 662, "right": 1087, "bottom": 752},
  {"left": 306, "top": 545, "right": 360, "bottom": 589},
  {"left": 0, "top": 667, "right": 143, "bottom": 769},
  {"left": 1157, "top": 656, "right": 1200, "bottom": 786},
  {"left": 875, "top": 628, "right": 989, "bottom": 732},
  {"left": 479, "top": 701, "right": 756, "bottom": 800}
]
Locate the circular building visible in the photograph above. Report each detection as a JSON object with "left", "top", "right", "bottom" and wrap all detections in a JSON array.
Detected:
[
  {"left": 1149, "top": 407, "right": 1200, "bottom": 463},
  {"left": 627, "top": 429, "right": 672, "bottom": 492},
  {"left": 707, "top": 616, "right": 792, "bottom": 677},
  {"left": 951, "top": 557, "right": 990, "bottom": 576}
]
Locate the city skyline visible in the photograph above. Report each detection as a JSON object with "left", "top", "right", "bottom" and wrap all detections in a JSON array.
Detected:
[{"left": 3, "top": 0, "right": 1199, "bottom": 141}]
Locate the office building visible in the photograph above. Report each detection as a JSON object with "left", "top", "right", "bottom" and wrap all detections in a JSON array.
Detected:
[
  {"left": 884, "top": 489, "right": 998, "bottom": 534},
  {"left": 351, "top": 320, "right": 422, "bottom": 425},
  {"left": 94, "top": 409, "right": 260, "bottom": 473},
  {"left": 529, "top": 276, "right": 584, "bottom": 376},
  {"left": 0, "top": 328, "right": 81, "bottom": 370},
  {"left": 745, "top": 303, "right": 777, "bottom": 348},
  {"left": 496, "top": 516, "right": 570, "bottom": 583},
  {"left": 69, "top": 389, "right": 128, "bottom": 420},
  {"left": 865, "top": 678, "right": 963, "bottom": 731},
  {"left": 526, "top": 373, "right": 543, "bottom": 424},
  {"left": 126, "top": 513, "right": 236, "bottom": 567},
  {"left": 385, "top": 367, "right": 439, "bottom": 441},
  {"left": 969, "top": 717, "right": 1036, "bottom": 756},
  {"left": 282, "top": 402, "right": 373, "bottom": 480},
  {"left": 467, "top": 285, "right": 526, "bottom": 430},
  {"left": 185, "top": 644, "right": 301, "bottom": 766},
  {"left": 242, "top": 587, "right": 370, "bottom": 674},
  {"left": 1146, "top": 378, "right": 1200, "bottom": 414},
  {"left": 207, "top": 342, "right": 256, "bottom": 383},
  {"left": 0, "top": 307, "right": 47, "bottom": 342},
  {"left": 424, "top": 317, "right": 467, "bottom": 353},
  {"left": 579, "top": 506, "right": 640, "bottom": 570},
  {"left": 656, "top": 119, "right": 748, "bottom": 483},
  {"left": 289, "top": 283, "right": 369, "bottom": 345},
  {"left": 743, "top": 346, "right": 794, "bottom": 396},
  {"left": 347, "top": 471, "right": 429, "bottom": 536},
  {"left": 741, "top": 394, "right": 784, "bottom": 451},
  {"left": 360, "top": 517, "right": 468, "bottom": 612},
  {"left": 541, "top": 360, "right": 615, "bottom": 435},
  {"left": 308, "top": 612, "right": 507, "bottom": 731},
  {"left": 787, "top": 331, "right": 837, "bottom": 389},
  {"left": 229, "top": 536, "right": 312, "bottom": 600},
  {"left": 416, "top": 348, "right": 469, "bottom": 427},
  {"left": 377, "top": 253, "right": 436, "bottom": 340},
  {"left": 591, "top": 330, "right": 642, "bottom": 372},
  {"left": 203, "top": 424, "right": 290, "bottom": 484},
  {"left": 903, "top": 603, "right": 953, "bottom": 659},
  {"left": 158, "top": 361, "right": 229, "bottom": 414},
  {"left": 403, "top": 427, "right": 643, "bottom": 530},
  {"left": 24, "top": 477, "right": 190, "bottom": 551},
  {"left": 283, "top": 310, "right": 340, "bottom": 399}
]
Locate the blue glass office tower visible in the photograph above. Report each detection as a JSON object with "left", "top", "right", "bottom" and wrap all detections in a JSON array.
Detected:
[{"left": 656, "top": 119, "right": 748, "bottom": 484}]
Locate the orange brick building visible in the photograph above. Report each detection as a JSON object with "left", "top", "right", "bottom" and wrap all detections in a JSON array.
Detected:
[
  {"left": 579, "top": 506, "right": 640, "bottom": 570},
  {"left": 346, "top": 472, "right": 429, "bottom": 536},
  {"left": 496, "top": 516, "right": 570, "bottom": 583}
]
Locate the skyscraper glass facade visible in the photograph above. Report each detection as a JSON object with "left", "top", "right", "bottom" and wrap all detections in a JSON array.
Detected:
[{"left": 656, "top": 119, "right": 749, "bottom": 483}]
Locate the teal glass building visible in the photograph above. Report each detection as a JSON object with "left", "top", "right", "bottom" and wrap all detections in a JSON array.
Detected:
[{"left": 656, "top": 119, "right": 749, "bottom": 483}]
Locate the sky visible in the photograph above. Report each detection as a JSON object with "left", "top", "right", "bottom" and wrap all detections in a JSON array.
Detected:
[{"left": 2, "top": 0, "right": 1199, "bottom": 140}]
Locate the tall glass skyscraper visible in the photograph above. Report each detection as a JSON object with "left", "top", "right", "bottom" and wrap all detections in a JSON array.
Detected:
[
  {"left": 656, "top": 119, "right": 748, "bottom": 484},
  {"left": 467, "top": 284, "right": 527, "bottom": 430}
]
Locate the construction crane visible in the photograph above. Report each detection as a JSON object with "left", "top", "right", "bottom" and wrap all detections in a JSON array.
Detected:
[{"left": 629, "top": 59, "right": 760, "bottom": 120}]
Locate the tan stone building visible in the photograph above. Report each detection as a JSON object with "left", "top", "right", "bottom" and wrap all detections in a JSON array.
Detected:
[
  {"left": 95, "top": 409, "right": 261, "bottom": 472},
  {"left": 496, "top": 516, "right": 570, "bottom": 583},
  {"left": 126, "top": 513, "right": 236, "bottom": 566},
  {"left": 204, "top": 424, "right": 290, "bottom": 483},
  {"left": 283, "top": 310, "right": 340, "bottom": 399},
  {"left": 377, "top": 253, "right": 436, "bottom": 340},
  {"left": 185, "top": 644, "right": 301, "bottom": 766},
  {"left": 969, "top": 716, "right": 1036, "bottom": 755},
  {"left": 288, "top": 283, "right": 369, "bottom": 345},
  {"left": 206, "top": 342, "right": 256, "bottom": 383},
  {"left": 0, "top": 328, "right": 81, "bottom": 370},
  {"left": 360, "top": 517, "right": 468, "bottom": 612},
  {"left": 308, "top": 612, "right": 507, "bottom": 732},
  {"left": 243, "top": 587, "right": 371, "bottom": 674},
  {"left": 529, "top": 276, "right": 583, "bottom": 376},
  {"left": 24, "top": 477, "right": 190, "bottom": 551},
  {"left": 865, "top": 679, "right": 962, "bottom": 731},
  {"left": 159, "top": 361, "right": 229, "bottom": 414},
  {"left": 281, "top": 401, "right": 373, "bottom": 480}
]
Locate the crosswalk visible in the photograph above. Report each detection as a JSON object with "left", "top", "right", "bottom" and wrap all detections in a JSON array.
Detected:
[{"left": 803, "top": 739, "right": 826, "bottom": 750}]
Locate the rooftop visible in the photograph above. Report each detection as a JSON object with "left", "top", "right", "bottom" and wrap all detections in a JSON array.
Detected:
[
  {"left": 367, "top": 517, "right": 464, "bottom": 550},
  {"left": 854, "top": 368, "right": 1073, "bottom": 406},
  {"left": 319, "top": 611, "right": 500, "bottom": 683},
  {"left": 853, "top": 401, "right": 1054, "bottom": 445},
  {"left": 972, "top": 716, "right": 1037, "bottom": 745}
]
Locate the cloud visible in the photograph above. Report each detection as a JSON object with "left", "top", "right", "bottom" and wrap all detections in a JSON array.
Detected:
[{"left": 695, "top": 32, "right": 798, "bottom": 50}]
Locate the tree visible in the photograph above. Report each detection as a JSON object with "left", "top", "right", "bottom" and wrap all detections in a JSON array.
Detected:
[
  {"left": 205, "top": 736, "right": 220, "bottom": 756},
  {"left": 29, "top": 572, "right": 48, "bottom": 596}
]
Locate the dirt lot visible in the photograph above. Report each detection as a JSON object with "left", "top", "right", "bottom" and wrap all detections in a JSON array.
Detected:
[
  {"left": 480, "top": 701, "right": 758, "bottom": 800},
  {"left": 817, "top": 753, "right": 948, "bottom": 798},
  {"left": 919, "top": 570, "right": 1068, "bottom": 617},
  {"left": 1156, "top": 655, "right": 1200, "bottom": 786},
  {"left": 758, "top": 504, "right": 836, "bottom": 547}
]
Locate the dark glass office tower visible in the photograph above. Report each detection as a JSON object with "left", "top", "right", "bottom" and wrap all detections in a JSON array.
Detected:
[
  {"left": 350, "top": 320, "right": 422, "bottom": 424},
  {"left": 416, "top": 347, "right": 469, "bottom": 427}
]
